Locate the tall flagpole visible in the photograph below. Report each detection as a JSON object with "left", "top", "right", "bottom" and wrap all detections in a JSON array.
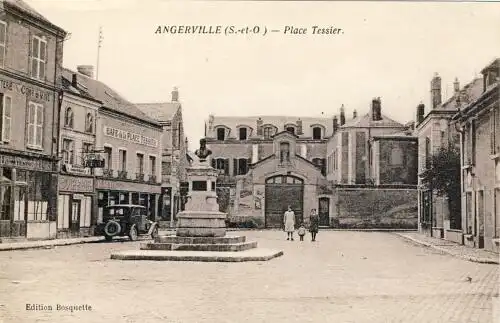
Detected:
[{"left": 96, "top": 26, "right": 103, "bottom": 80}]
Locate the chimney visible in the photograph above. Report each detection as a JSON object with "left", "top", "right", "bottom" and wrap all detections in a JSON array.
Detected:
[
  {"left": 416, "top": 103, "right": 425, "bottom": 125},
  {"left": 297, "top": 119, "right": 303, "bottom": 135},
  {"left": 340, "top": 105, "right": 346, "bottom": 126},
  {"left": 353, "top": 110, "right": 357, "bottom": 119},
  {"left": 76, "top": 65, "right": 94, "bottom": 79},
  {"left": 256, "top": 117, "right": 263, "bottom": 136},
  {"left": 71, "top": 73, "right": 78, "bottom": 88},
  {"left": 431, "top": 72, "right": 442, "bottom": 109},
  {"left": 371, "top": 97, "right": 382, "bottom": 121},
  {"left": 171, "top": 87, "right": 179, "bottom": 102},
  {"left": 453, "top": 78, "right": 460, "bottom": 94},
  {"left": 332, "top": 116, "right": 339, "bottom": 133}
]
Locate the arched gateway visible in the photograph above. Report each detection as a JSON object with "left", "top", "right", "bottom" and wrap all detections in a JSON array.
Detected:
[{"left": 264, "top": 175, "right": 304, "bottom": 228}]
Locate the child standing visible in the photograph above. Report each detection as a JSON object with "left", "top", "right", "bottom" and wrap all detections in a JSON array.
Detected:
[{"left": 298, "top": 223, "right": 306, "bottom": 241}]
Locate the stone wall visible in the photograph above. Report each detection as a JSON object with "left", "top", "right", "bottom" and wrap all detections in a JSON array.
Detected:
[{"left": 333, "top": 188, "right": 418, "bottom": 229}]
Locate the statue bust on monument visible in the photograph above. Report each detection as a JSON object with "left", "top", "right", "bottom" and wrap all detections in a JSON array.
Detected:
[{"left": 194, "top": 138, "right": 212, "bottom": 164}]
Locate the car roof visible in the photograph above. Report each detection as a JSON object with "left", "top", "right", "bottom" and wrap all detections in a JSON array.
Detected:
[{"left": 104, "top": 204, "right": 146, "bottom": 208}]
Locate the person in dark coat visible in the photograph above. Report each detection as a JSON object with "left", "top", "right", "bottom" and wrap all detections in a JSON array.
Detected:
[{"left": 309, "top": 209, "right": 319, "bottom": 241}]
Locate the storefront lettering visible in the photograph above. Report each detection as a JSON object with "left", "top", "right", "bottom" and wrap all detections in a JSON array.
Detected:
[
  {"left": 0, "top": 79, "right": 52, "bottom": 102},
  {"left": 59, "top": 175, "right": 94, "bottom": 193},
  {"left": 103, "top": 126, "right": 158, "bottom": 148},
  {"left": 0, "top": 155, "right": 52, "bottom": 171},
  {"left": 96, "top": 179, "right": 161, "bottom": 194}
]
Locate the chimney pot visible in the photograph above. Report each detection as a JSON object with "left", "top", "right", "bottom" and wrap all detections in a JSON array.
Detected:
[
  {"left": 71, "top": 73, "right": 77, "bottom": 88},
  {"left": 371, "top": 97, "right": 382, "bottom": 121},
  {"left": 431, "top": 72, "right": 442, "bottom": 109},
  {"left": 171, "top": 87, "right": 179, "bottom": 102},
  {"left": 417, "top": 103, "right": 425, "bottom": 124},
  {"left": 353, "top": 110, "right": 357, "bottom": 119},
  {"left": 339, "top": 105, "right": 346, "bottom": 126},
  {"left": 453, "top": 77, "right": 460, "bottom": 94},
  {"left": 76, "top": 65, "right": 94, "bottom": 79},
  {"left": 333, "top": 116, "right": 339, "bottom": 133}
]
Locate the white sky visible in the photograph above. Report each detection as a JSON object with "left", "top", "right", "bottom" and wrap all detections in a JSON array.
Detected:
[{"left": 27, "top": 0, "right": 500, "bottom": 146}]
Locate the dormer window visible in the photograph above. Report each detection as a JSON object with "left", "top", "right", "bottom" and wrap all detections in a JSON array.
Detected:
[
  {"left": 263, "top": 125, "right": 276, "bottom": 139},
  {"left": 217, "top": 128, "right": 225, "bottom": 141},
  {"left": 286, "top": 127, "right": 295, "bottom": 134},
  {"left": 312, "top": 127, "right": 322, "bottom": 139},
  {"left": 239, "top": 127, "right": 247, "bottom": 140},
  {"left": 64, "top": 107, "right": 73, "bottom": 128}
]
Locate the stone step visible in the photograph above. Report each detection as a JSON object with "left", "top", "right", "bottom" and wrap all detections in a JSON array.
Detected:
[
  {"left": 111, "top": 248, "right": 284, "bottom": 262},
  {"left": 155, "top": 235, "right": 246, "bottom": 244},
  {"left": 141, "top": 241, "right": 258, "bottom": 252}
]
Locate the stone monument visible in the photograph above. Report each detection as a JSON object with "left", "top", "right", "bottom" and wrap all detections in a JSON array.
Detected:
[{"left": 111, "top": 139, "right": 283, "bottom": 262}]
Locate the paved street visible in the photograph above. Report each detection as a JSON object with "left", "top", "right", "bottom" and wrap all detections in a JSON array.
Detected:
[{"left": 0, "top": 231, "right": 498, "bottom": 323}]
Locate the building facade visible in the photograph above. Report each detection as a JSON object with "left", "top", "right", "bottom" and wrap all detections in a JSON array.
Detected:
[
  {"left": 62, "top": 66, "right": 163, "bottom": 225},
  {"left": 56, "top": 68, "right": 101, "bottom": 238},
  {"left": 136, "top": 87, "right": 189, "bottom": 227},
  {"left": 453, "top": 58, "right": 499, "bottom": 253},
  {"left": 0, "top": 0, "right": 66, "bottom": 240},
  {"left": 416, "top": 73, "right": 483, "bottom": 242}
]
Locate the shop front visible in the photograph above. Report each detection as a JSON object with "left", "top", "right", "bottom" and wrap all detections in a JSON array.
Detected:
[
  {"left": 0, "top": 150, "right": 58, "bottom": 240},
  {"left": 57, "top": 174, "right": 95, "bottom": 238},
  {"left": 96, "top": 178, "right": 161, "bottom": 224}
]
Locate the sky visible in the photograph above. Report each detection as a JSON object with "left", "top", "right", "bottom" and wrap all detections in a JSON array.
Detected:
[{"left": 26, "top": 0, "right": 500, "bottom": 147}]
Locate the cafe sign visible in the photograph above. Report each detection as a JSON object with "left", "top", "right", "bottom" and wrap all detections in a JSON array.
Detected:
[
  {"left": 0, "top": 154, "right": 53, "bottom": 171},
  {"left": 0, "top": 79, "right": 52, "bottom": 102},
  {"left": 103, "top": 126, "right": 158, "bottom": 148}
]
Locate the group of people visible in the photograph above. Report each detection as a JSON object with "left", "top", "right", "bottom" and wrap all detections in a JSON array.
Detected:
[{"left": 283, "top": 206, "right": 319, "bottom": 242}]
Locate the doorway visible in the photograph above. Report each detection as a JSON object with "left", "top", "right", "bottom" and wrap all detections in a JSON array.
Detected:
[
  {"left": 70, "top": 200, "right": 81, "bottom": 234},
  {"left": 318, "top": 197, "right": 330, "bottom": 226},
  {"left": 265, "top": 175, "right": 304, "bottom": 228}
]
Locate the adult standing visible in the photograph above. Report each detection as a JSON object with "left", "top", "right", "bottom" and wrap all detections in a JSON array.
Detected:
[
  {"left": 283, "top": 206, "right": 296, "bottom": 241},
  {"left": 309, "top": 208, "right": 319, "bottom": 241}
]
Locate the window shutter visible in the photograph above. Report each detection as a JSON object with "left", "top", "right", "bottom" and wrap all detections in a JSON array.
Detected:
[
  {"left": 224, "top": 158, "right": 229, "bottom": 175},
  {"left": 491, "top": 109, "right": 496, "bottom": 155},
  {"left": 35, "top": 104, "right": 43, "bottom": 147},
  {"left": 39, "top": 40, "right": 46, "bottom": 80},
  {"left": 471, "top": 120, "right": 476, "bottom": 165},
  {"left": 211, "top": 158, "right": 216, "bottom": 169},
  {"left": 233, "top": 158, "right": 238, "bottom": 176},
  {"left": 27, "top": 103, "right": 35, "bottom": 146},
  {"left": 3, "top": 95, "right": 11, "bottom": 142}
]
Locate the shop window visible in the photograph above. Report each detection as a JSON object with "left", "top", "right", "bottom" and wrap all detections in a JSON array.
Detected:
[
  {"left": 217, "top": 128, "right": 225, "bottom": 141},
  {"left": 0, "top": 94, "right": 11, "bottom": 142},
  {"left": 312, "top": 127, "right": 322, "bottom": 139},
  {"left": 0, "top": 21, "right": 6, "bottom": 67},
  {"left": 27, "top": 102, "right": 44, "bottom": 149},
  {"left": 31, "top": 36, "right": 47, "bottom": 80},
  {"left": 64, "top": 107, "right": 74, "bottom": 128},
  {"left": 27, "top": 172, "right": 51, "bottom": 221}
]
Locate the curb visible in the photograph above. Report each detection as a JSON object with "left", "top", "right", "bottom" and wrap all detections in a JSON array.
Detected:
[
  {"left": 0, "top": 237, "right": 106, "bottom": 251},
  {"left": 395, "top": 233, "right": 500, "bottom": 265}
]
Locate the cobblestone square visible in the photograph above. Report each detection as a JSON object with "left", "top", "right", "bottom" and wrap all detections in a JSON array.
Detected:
[{"left": 1, "top": 231, "right": 498, "bottom": 323}]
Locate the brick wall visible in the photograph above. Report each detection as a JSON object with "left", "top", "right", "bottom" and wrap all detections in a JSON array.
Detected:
[{"left": 333, "top": 188, "right": 418, "bottom": 229}]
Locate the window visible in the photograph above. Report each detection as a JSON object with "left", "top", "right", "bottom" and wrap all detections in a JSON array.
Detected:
[
  {"left": 239, "top": 127, "right": 247, "bottom": 140},
  {"left": 312, "top": 127, "right": 322, "bottom": 140},
  {"left": 234, "top": 158, "right": 250, "bottom": 175},
  {"left": 425, "top": 137, "right": 431, "bottom": 169},
  {"left": 217, "top": 128, "right": 225, "bottom": 141},
  {"left": 280, "top": 142, "right": 290, "bottom": 162},
  {"left": 390, "top": 147, "right": 404, "bottom": 166},
  {"left": 492, "top": 108, "right": 498, "bottom": 155},
  {"left": 85, "top": 112, "right": 94, "bottom": 133},
  {"left": 27, "top": 102, "right": 43, "bottom": 148},
  {"left": 149, "top": 156, "right": 156, "bottom": 176},
  {"left": 119, "top": 149, "right": 127, "bottom": 171},
  {"left": 286, "top": 127, "right": 295, "bottom": 134},
  {"left": 0, "top": 94, "right": 11, "bottom": 142},
  {"left": 64, "top": 107, "right": 73, "bottom": 128},
  {"left": 103, "top": 146, "right": 112, "bottom": 170},
  {"left": 470, "top": 120, "right": 476, "bottom": 165},
  {"left": 136, "top": 153, "right": 144, "bottom": 174},
  {"left": 31, "top": 36, "right": 47, "bottom": 80},
  {"left": 162, "top": 161, "right": 171, "bottom": 175},
  {"left": 212, "top": 158, "right": 229, "bottom": 175},
  {"left": 82, "top": 143, "right": 93, "bottom": 166},
  {"left": 0, "top": 21, "right": 6, "bottom": 67},
  {"left": 62, "top": 139, "right": 74, "bottom": 164},
  {"left": 263, "top": 126, "right": 274, "bottom": 139}
]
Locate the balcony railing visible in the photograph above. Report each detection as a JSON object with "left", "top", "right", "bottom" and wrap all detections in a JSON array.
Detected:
[
  {"left": 117, "top": 170, "right": 127, "bottom": 179},
  {"left": 136, "top": 173, "right": 145, "bottom": 181}
]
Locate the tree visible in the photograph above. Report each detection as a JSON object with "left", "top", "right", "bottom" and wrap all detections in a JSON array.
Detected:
[{"left": 420, "top": 143, "right": 461, "bottom": 228}]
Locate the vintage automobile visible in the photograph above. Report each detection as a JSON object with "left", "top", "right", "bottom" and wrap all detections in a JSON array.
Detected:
[{"left": 95, "top": 204, "right": 159, "bottom": 241}]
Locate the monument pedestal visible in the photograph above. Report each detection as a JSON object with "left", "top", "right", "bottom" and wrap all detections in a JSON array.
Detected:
[{"left": 111, "top": 162, "right": 283, "bottom": 262}]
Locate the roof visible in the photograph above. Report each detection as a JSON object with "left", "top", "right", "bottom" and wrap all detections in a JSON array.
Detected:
[
  {"left": 440, "top": 77, "right": 484, "bottom": 110},
  {"left": 341, "top": 112, "right": 405, "bottom": 128},
  {"left": 62, "top": 68, "right": 160, "bottom": 126},
  {"left": 61, "top": 74, "right": 100, "bottom": 103},
  {"left": 135, "top": 102, "right": 181, "bottom": 122},
  {"left": 4, "top": 0, "right": 66, "bottom": 34}
]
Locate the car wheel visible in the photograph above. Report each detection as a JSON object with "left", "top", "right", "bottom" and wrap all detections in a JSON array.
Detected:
[
  {"left": 128, "top": 226, "right": 138, "bottom": 241},
  {"left": 151, "top": 226, "right": 159, "bottom": 240},
  {"left": 104, "top": 220, "right": 121, "bottom": 237}
]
